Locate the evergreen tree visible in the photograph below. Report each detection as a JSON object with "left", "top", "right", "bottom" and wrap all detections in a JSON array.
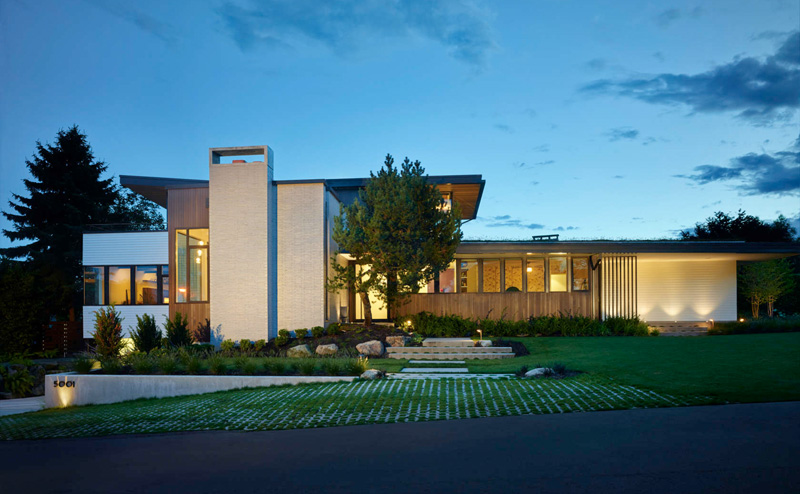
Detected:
[
  {"left": 327, "top": 154, "right": 462, "bottom": 324},
  {"left": 681, "top": 210, "right": 797, "bottom": 242},
  {"left": 1, "top": 126, "right": 165, "bottom": 321}
]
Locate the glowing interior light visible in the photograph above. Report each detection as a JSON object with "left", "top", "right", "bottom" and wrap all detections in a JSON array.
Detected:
[
  {"left": 526, "top": 267, "right": 532, "bottom": 272},
  {"left": 178, "top": 288, "right": 186, "bottom": 293},
  {"left": 199, "top": 241, "right": 205, "bottom": 246}
]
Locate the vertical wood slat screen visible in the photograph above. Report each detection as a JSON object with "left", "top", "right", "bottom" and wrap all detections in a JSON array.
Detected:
[{"left": 601, "top": 254, "right": 637, "bottom": 320}]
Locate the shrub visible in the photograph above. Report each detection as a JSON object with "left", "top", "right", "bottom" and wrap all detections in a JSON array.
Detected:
[
  {"left": 604, "top": 316, "right": 649, "bottom": 336},
  {"left": 276, "top": 329, "right": 290, "bottom": 346},
  {"left": 128, "top": 353, "right": 155, "bottom": 375},
  {"left": 73, "top": 353, "right": 95, "bottom": 374},
  {"left": 207, "top": 355, "right": 226, "bottom": 375},
  {"left": 310, "top": 326, "right": 325, "bottom": 339},
  {"left": 92, "top": 306, "right": 125, "bottom": 358},
  {"left": 514, "top": 365, "right": 529, "bottom": 377},
  {"left": 164, "top": 313, "right": 192, "bottom": 347},
  {"left": 710, "top": 315, "right": 800, "bottom": 335},
  {"left": 271, "top": 360, "right": 286, "bottom": 375},
  {"left": 239, "top": 339, "right": 253, "bottom": 353},
  {"left": 295, "top": 328, "right": 308, "bottom": 339},
  {"left": 408, "top": 311, "right": 477, "bottom": 337},
  {"left": 130, "top": 314, "right": 163, "bottom": 353},
  {"left": 192, "top": 318, "right": 211, "bottom": 343},
  {"left": 234, "top": 357, "right": 258, "bottom": 375},
  {"left": 220, "top": 339, "right": 235, "bottom": 352},
  {"left": 5, "top": 368, "right": 34, "bottom": 397},
  {"left": 321, "top": 360, "right": 342, "bottom": 376},
  {"left": 100, "top": 357, "right": 123, "bottom": 375},
  {"left": 254, "top": 339, "right": 267, "bottom": 353},
  {"left": 186, "top": 356, "right": 203, "bottom": 375},
  {"left": 551, "top": 362, "right": 567, "bottom": 375},
  {"left": 287, "top": 362, "right": 299, "bottom": 375},
  {"left": 299, "top": 360, "right": 316, "bottom": 376},
  {"left": 157, "top": 354, "right": 179, "bottom": 374},
  {"left": 346, "top": 357, "right": 369, "bottom": 375},
  {"left": 326, "top": 323, "right": 341, "bottom": 336}
]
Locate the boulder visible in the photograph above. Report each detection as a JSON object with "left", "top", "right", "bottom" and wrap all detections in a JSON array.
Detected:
[
  {"left": 356, "top": 340, "right": 385, "bottom": 357},
  {"left": 0, "top": 392, "right": 12, "bottom": 400},
  {"left": 360, "top": 369, "right": 384, "bottom": 380},
  {"left": 30, "top": 365, "right": 46, "bottom": 396},
  {"left": 476, "top": 340, "right": 493, "bottom": 347},
  {"left": 525, "top": 367, "right": 553, "bottom": 378},
  {"left": 385, "top": 336, "right": 410, "bottom": 347},
  {"left": 286, "top": 344, "right": 313, "bottom": 358},
  {"left": 315, "top": 343, "right": 339, "bottom": 356}
]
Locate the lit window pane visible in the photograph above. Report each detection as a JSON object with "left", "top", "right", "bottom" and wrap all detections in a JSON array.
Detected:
[
  {"left": 84, "top": 267, "right": 105, "bottom": 305},
  {"left": 504, "top": 259, "right": 522, "bottom": 292},
  {"left": 161, "top": 265, "right": 169, "bottom": 304},
  {"left": 189, "top": 247, "right": 208, "bottom": 302},
  {"left": 439, "top": 261, "right": 456, "bottom": 293},
  {"left": 483, "top": 259, "right": 501, "bottom": 292},
  {"left": 459, "top": 260, "right": 478, "bottom": 293},
  {"left": 572, "top": 257, "right": 589, "bottom": 291},
  {"left": 176, "top": 230, "right": 187, "bottom": 302},
  {"left": 188, "top": 229, "right": 209, "bottom": 246},
  {"left": 549, "top": 257, "right": 567, "bottom": 292},
  {"left": 135, "top": 266, "right": 158, "bottom": 305},
  {"left": 109, "top": 266, "right": 132, "bottom": 305},
  {"left": 526, "top": 259, "right": 545, "bottom": 292}
]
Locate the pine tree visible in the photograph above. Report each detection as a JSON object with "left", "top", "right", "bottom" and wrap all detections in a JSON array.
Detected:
[{"left": 327, "top": 154, "right": 462, "bottom": 324}]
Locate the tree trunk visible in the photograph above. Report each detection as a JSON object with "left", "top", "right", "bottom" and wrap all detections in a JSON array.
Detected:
[
  {"left": 767, "top": 298, "right": 774, "bottom": 318},
  {"left": 751, "top": 297, "right": 760, "bottom": 319},
  {"left": 359, "top": 291, "right": 373, "bottom": 327}
]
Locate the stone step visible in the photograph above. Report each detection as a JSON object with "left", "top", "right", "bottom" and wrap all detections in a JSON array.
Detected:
[
  {"left": 387, "top": 352, "right": 514, "bottom": 360},
  {"left": 407, "top": 360, "right": 466, "bottom": 364},
  {"left": 386, "top": 347, "right": 511, "bottom": 354},
  {"left": 399, "top": 367, "right": 469, "bottom": 373},
  {"left": 422, "top": 338, "right": 476, "bottom": 348}
]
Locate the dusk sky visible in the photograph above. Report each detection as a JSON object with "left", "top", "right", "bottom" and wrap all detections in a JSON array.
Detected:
[{"left": 1, "top": 0, "right": 798, "bottom": 245}]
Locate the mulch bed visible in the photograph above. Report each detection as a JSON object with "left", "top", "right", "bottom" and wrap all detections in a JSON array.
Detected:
[{"left": 273, "top": 324, "right": 409, "bottom": 352}]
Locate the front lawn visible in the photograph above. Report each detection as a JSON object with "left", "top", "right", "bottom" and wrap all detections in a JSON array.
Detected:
[{"left": 375, "top": 333, "right": 800, "bottom": 403}]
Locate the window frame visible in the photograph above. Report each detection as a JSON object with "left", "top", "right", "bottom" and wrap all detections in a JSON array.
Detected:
[
  {"left": 571, "top": 256, "right": 590, "bottom": 292},
  {"left": 83, "top": 265, "right": 169, "bottom": 306},
  {"left": 175, "top": 228, "right": 210, "bottom": 304}
]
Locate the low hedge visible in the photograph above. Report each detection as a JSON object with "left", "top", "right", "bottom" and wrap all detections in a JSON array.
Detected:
[
  {"left": 403, "top": 312, "right": 652, "bottom": 337},
  {"left": 709, "top": 315, "right": 800, "bottom": 335}
]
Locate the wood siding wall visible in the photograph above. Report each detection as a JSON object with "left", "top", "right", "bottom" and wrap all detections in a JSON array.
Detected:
[
  {"left": 394, "top": 292, "right": 593, "bottom": 320},
  {"left": 167, "top": 188, "right": 210, "bottom": 332}
]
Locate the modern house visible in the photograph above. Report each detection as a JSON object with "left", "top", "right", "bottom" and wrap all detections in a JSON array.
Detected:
[{"left": 82, "top": 145, "right": 799, "bottom": 342}]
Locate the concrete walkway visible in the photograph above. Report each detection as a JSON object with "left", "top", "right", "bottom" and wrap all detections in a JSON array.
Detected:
[
  {"left": 1, "top": 402, "right": 797, "bottom": 493},
  {"left": 0, "top": 396, "right": 44, "bottom": 416}
]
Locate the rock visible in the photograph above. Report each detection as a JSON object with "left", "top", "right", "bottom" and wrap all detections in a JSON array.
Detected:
[
  {"left": 385, "top": 336, "right": 410, "bottom": 347},
  {"left": 360, "top": 369, "right": 384, "bottom": 380},
  {"left": 0, "top": 392, "right": 12, "bottom": 400},
  {"left": 356, "top": 340, "right": 385, "bottom": 357},
  {"left": 286, "top": 344, "right": 313, "bottom": 358},
  {"left": 476, "top": 340, "right": 493, "bottom": 347},
  {"left": 525, "top": 367, "right": 552, "bottom": 378},
  {"left": 315, "top": 343, "right": 339, "bottom": 356}
]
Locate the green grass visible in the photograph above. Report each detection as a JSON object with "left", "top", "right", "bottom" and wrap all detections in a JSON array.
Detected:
[
  {"left": 444, "top": 333, "right": 800, "bottom": 403},
  {"left": 0, "top": 376, "right": 712, "bottom": 440}
]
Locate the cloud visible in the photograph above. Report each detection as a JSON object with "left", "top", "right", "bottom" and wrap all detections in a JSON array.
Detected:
[
  {"left": 586, "top": 58, "right": 608, "bottom": 71},
  {"left": 531, "top": 144, "right": 549, "bottom": 153},
  {"left": 675, "top": 134, "right": 800, "bottom": 195},
  {"left": 606, "top": 127, "right": 639, "bottom": 141},
  {"left": 654, "top": 6, "right": 703, "bottom": 28},
  {"left": 613, "top": 175, "right": 624, "bottom": 179},
  {"left": 514, "top": 160, "right": 554, "bottom": 170},
  {"left": 480, "top": 215, "right": 544, "bottom": 229},
  {"left": 215, "top": 0, "right": 496, "bottom": 67},
  {"left": 494, "top": 123, "right": 514, "bottom": 133},
  {"left": 554, "top": 226, "right": 578, "bottom": 231},
  {"left": 493, "top": 215, "right": 511, "bottom": 220},
  {"left": 83, "top": 0, "right": 176, "bottom": 44},
  {"left": 524, "top": 108, "right": 537, "bottom": 118},
  {"left": 653, "top": 51, "right": 665, "bottom": 62},
  {"left": 582, "top": 31, "right": 800, "bottom": 126}
]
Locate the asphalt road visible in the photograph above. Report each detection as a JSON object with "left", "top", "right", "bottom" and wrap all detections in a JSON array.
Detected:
[{"left": 2, "top": 402, "right": 798, "bottom": 493}]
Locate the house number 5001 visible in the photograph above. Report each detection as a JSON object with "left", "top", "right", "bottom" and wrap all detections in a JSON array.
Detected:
[{"left": 53, "top": 380, "right": 76, "bottom": 388}]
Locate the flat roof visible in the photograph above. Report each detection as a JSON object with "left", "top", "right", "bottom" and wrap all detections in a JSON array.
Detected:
[{"left": 457, "top": 241, "right": 800, "bottom": 255}]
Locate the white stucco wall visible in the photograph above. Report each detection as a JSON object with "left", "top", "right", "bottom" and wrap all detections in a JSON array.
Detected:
[
  {"left": 82, "top": 305, "right": 169, "bottom": 338},
  {"left": 637, "top": 259, "right": 737, "bottom": 322},
  {"left": 276, "top": 183, "right": 327, "bottom": 330},
  {"left": 209, "top": 152, "right": 276, "bottom": 342}
]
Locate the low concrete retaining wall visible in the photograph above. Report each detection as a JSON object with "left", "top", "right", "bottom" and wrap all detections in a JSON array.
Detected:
[{"left": 45, "top": 374, "right": 356, "bottom": 408}]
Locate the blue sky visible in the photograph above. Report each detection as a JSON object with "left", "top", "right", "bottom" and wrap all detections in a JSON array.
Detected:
[{"left": 1, "top": 0, "right": 798, "bottom": 245}]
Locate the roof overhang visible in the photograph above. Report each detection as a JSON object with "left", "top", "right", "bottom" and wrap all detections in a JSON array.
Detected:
[
  {"left": 120, "top": 175, "right": 210, "bottom": 208},
  {"left": 457, "top": 241, "right": 800, "bottom": 258}
]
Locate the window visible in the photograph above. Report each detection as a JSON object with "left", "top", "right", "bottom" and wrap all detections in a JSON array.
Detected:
[
  {"left": 572, "top": 257, "right": 589, "bottom": 291},
  {"left": 161, "top": 265, "right": 170, "bottom": 304},
  {"left": 84, "top": 267, "right": 105, "bottom": 305},
  {"left": 135, "top": 266, "right": 159, "bottom": 305},
  {"left": 549, "top": 257, "right": 568, "bottom": 292},
  {"left": 504, "top": 259, "right": 522, "bottom": 292},
  {"left": 439, "top": 261, "right": 456, "bottom": 293},
  {"left": 526, "top": 259, "right": 545, "bottom": 292},
  {"left": 176, "top": 229, "right": 209, "bottom": 303},
  {"left": 483, "top": 259, "right": 501, "bottom": 292},
  {"left": 109, "top": 266, "right": 132, "bottom": 305},
  {"left": 459, "top": 259, "right": 478, "bottom": 292}
]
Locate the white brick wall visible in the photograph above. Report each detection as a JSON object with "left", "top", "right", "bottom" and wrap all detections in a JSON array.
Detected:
[
  {"left": 638, "top": 260, "right": 737, "bottom": 322},
  {"left": 209, "top": 154, "right": 275, "bottom": 342},
  {"left": 277, "top": 183, "right": 326, "bottom": 330},
  {"left": 83, "top": 305, "right": 169, "bottom": 338}
]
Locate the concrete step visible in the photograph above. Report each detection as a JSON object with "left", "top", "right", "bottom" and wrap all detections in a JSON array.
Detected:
[
  {"left": 422, "top": 338, "right": 476, "bottom": 348},
  {"left": 399, "top": 367, "right": 469, "bottom": 373},
  {"left": 387, "top": 352, "right": 514, "bottom": 360},
  {"left": 386, "top": 347, "right": 511, "bottom": 354}
]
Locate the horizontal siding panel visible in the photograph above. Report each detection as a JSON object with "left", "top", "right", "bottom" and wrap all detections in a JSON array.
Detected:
[
  {"left": 83, "top": 305, "right": 170, "bottom": 338},
  {"left": 637, "top": 260, "right": 736, "bottom": 322},
  {"left": 83, "top": 232, "right": 168, "bottom": 266}
]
